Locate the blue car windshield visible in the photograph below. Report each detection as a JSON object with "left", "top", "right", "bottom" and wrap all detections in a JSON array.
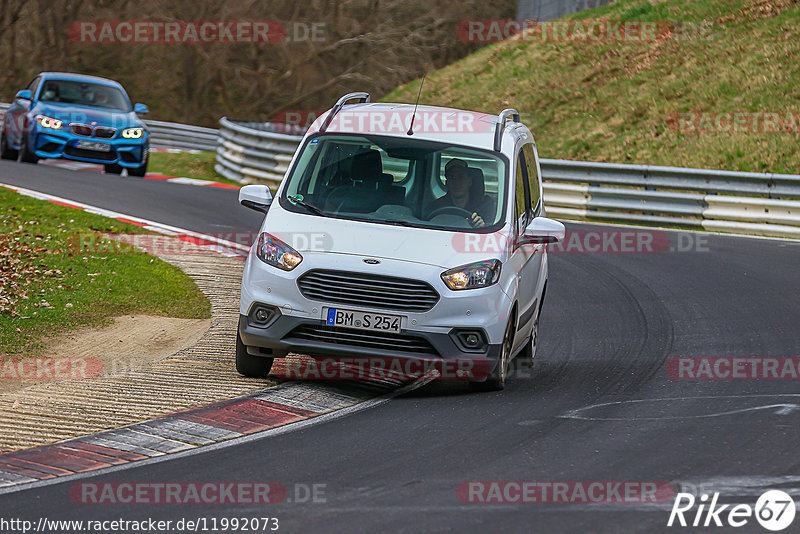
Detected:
[{"left": 38, "top": 80, "right": 130, "bottom": 112}]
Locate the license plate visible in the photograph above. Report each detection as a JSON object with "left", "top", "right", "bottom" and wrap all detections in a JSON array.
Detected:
[
  {"left": 325, "top": 308, "right": 402, "bottom": 333},
  {"left": 75, "top": 140, "right": 111, "bottom": 152}
]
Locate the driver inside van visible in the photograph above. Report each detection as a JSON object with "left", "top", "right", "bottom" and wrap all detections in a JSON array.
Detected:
[{"left": 426, "top": 158, "right": 494, "bottom": 228}]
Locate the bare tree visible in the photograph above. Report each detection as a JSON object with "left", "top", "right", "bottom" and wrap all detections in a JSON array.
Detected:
[{"left": 0, "top": 0, "right": 515, "bottom": 125}]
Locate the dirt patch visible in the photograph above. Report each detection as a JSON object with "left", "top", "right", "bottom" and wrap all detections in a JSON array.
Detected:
[
  {"left": 0, "top": 237, "right": 277, "bottom": 453},
  {"left": 0, "top": 315, "right": 210, "bottom": 396},
  {"left": 718, "top": 0, "right": 800, "bottom": 22}
]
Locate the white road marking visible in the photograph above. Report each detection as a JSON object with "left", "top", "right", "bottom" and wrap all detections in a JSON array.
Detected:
[{"left": 559, "top": 394, "right": 800, "bottom": 421}]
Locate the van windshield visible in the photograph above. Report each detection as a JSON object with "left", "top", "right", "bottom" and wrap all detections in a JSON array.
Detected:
[{"left": 281, "top": 134, "right": 507, "bottom": 231}]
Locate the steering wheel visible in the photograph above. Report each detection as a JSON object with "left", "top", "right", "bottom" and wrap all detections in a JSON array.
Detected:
[{"left": 427, "top": 206, "right": 474, "bottom": 220}]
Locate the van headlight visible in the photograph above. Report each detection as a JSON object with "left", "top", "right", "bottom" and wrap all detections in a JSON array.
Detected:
[
  {"left": 255, "top": 233, "right": 302, "bottom": 271},
  {"left": 441, "top": 259, "right": 501, "bottom": 290},
  {"left": 122, "top": 127, "right": 144, "bottom": 139},
  {"left": 35, "top": 115, "right": 63, "bottom": 129}
]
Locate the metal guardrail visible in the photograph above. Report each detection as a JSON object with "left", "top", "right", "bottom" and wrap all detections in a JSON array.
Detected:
[
  {"left": 3, "top": 101, "right": 798, "bottom": 239},
  {"left": 214, "top": 119, "right": 800, "bottom": 239},
  {"left": 145, "top": 119, "right": 217, "bottom": 151},
  {"left": 214, "top": 117, "right": 304, "bottom": 185},
  {"left": 540, "top": 160, "right": 800, "bottom": 238},
  {"left": 0, "top": 102, "right": 216, "bottom": 151}
]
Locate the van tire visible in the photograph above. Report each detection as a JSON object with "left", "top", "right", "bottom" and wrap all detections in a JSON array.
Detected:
[
  {"left": 471, "top": 317, "right": 514, "bottom": 391},
  {"left": 235, "top": 330, "right": 274, "bottom": 378}
]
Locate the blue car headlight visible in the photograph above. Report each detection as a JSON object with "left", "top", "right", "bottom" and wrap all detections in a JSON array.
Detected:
[
  {"left": 122, "top": 127, "right": 144, "bottom": 139},
  {"left": 35, "top": 115, "right": 63, "bottom": 130}
]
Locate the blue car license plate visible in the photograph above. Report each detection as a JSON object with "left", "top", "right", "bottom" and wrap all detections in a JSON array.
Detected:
[{"left": 76, "top": 140, "right": 111, "bottom": 152}]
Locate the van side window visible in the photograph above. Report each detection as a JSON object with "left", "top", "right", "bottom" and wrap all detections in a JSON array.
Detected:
[
  {"left": 515, "top": 149, "right": 531, "bottom": 235},
  {"left": 522, "top": 143, "right": 541, "bottom": 214}
]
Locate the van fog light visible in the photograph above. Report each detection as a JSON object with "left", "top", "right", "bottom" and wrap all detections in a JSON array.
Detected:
[
  {"left": 451, "top": 329, "right": 488, "bottom": 353},
  {"left": 249, "top": 305, "right": 279, "bottom": 327}
]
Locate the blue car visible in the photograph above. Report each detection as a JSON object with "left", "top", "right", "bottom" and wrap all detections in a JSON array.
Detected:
[{"left": 0, "top": 72, "right": 150, "bottom": 176}]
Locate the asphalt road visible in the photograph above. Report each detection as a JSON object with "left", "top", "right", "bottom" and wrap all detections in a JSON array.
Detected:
[
  {"left": 0, "top": 160, "right": 264, "bottom": 236},
  {"left": 2, "top": 160, "right": 800, "bottom": 533}
]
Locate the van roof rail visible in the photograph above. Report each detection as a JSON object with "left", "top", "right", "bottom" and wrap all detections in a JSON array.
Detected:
[
  {"left": 319, "top": 92, "right": 371, "bottom": 132},
  {"left": 493, "top": 108, "right": 520, "bottom": 152}
]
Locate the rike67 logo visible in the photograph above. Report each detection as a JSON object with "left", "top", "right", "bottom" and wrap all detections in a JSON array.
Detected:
[{"left": 668, "top": 490, "right": 795, "bottom": 531}]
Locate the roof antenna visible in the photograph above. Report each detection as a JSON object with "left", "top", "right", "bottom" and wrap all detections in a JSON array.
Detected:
[{"left": 407, "top": 71, "right": 427, "bottom": 136}]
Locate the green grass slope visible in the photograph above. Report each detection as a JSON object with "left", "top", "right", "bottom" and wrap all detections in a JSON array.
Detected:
[{"left": 385, "top": 0, "right": 800, "bottom": 173}]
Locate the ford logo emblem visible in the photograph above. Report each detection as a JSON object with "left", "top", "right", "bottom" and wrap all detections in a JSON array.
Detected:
[{"left": 363, "top": 258, "right": 380, "bottom": 264}]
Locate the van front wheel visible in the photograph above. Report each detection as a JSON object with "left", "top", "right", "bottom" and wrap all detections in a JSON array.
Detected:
[
  {"left": 471, "top": 318, "right": 514, "bottom": 391},
  {"left": 235, "top": 330, "right": 274, "bottom": 378}
]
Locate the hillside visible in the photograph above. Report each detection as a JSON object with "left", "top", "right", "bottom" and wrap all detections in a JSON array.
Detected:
[{"left": 385, "top": 0, "right": 800, "bottom": 174}]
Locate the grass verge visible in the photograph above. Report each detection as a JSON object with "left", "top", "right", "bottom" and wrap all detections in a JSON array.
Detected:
[
  {"left": 148, "top": 151, "right": 241, "bottom": 186},
  {"left": 0, "top": 187, "right": 211, "bottom": 356}
]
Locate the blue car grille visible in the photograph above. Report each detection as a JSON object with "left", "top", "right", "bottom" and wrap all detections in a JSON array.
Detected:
[
  {"left": 68, "top": 124, "right": 117, "bottom": 139},
  {"left": 64, "top": 145, "right": 117, "bottom": 161},
  {"left": 70, "top": 124, "right": 92, "bottom": 136},
  {"left": 94, "top": 127, "right": 116, "bottom": 139}
]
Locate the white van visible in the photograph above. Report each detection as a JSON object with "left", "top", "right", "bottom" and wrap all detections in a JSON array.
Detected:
[{"left": 236, "top": 92, "right": 564, "bottom": 390}]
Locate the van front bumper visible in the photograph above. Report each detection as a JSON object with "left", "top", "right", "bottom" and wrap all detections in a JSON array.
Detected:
[{"left": 238, "top": 313, "right": 502, "bottom": 381}]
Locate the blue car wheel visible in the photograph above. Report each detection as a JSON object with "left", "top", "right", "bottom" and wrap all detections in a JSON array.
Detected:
[
  {"left": 0, "top": 130, "right": 18, "bottom": 160},
  {"left": 127, "top": 154, "right": 148, "bottom": 177},
  {"left": 19, "top": 132, "right": 38, "bottom": 164}
]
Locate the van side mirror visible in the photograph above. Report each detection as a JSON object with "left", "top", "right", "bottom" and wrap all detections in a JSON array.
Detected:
[
  {"left": 239, "top": 185, "right": 272, "bottom": 213},
  {"left": 520, "top": 217, "right": 565, "bottom": 245},
  {"left": 15, "top": 90, "right": 31, "bottom": 101}
]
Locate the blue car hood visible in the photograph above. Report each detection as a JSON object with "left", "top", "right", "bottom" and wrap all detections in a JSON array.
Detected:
[{"left": 34, "top": 102, "right": 144, "bottom": 130}]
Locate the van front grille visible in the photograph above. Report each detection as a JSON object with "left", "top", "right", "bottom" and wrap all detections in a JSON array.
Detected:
[
  {"left": 297, "top": 269, "right": 439, "bottom": 313},
  {"left": 285, "top": 324, "right": 438, "bottom": 355}
]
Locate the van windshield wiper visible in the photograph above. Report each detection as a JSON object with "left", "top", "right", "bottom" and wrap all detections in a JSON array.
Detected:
[
  {"left": 287, "top": 195, "right": 325, "bottom": 216},
  {"left": 380, "top": 219, "right": 415, "bottom": 227},
  {"left": 376, "top": 219, "right": 451, "bottom": 231}
]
